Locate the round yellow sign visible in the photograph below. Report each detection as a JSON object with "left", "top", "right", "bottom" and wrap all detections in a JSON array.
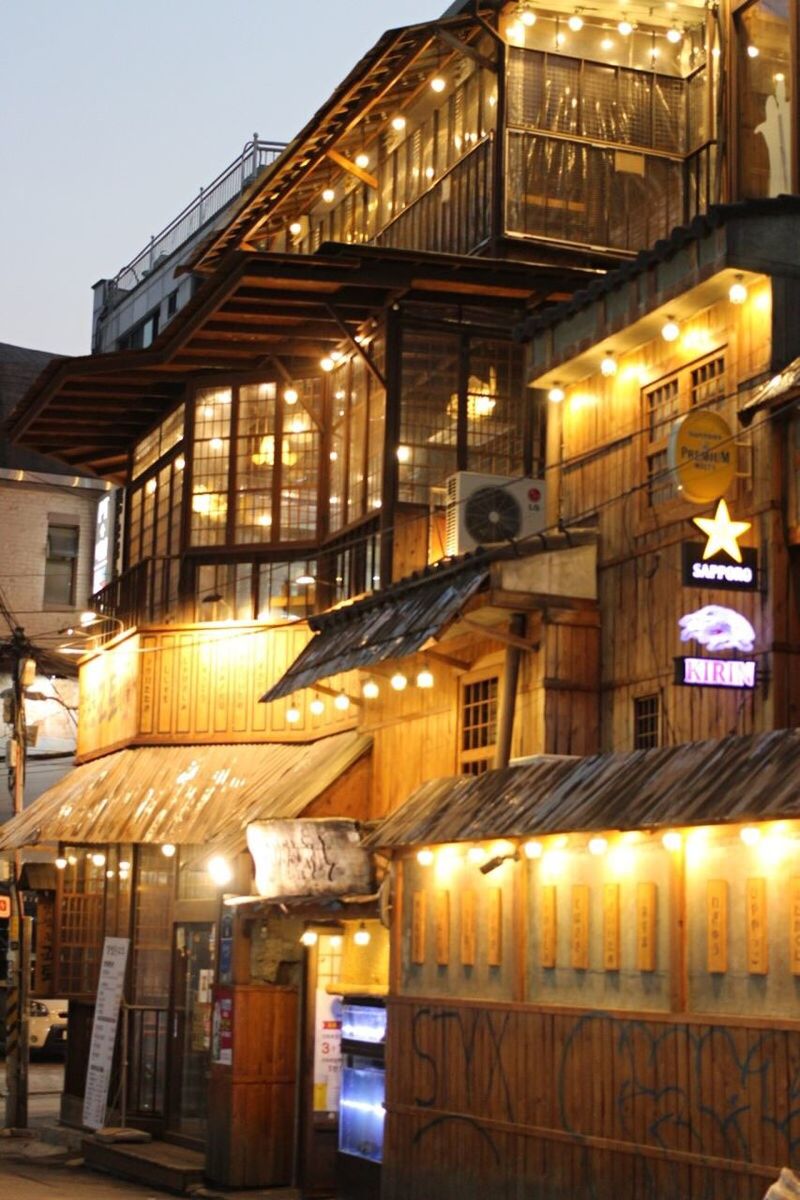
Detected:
[{"left": 667, "top": 410, "right": 735, "bottom": 504}]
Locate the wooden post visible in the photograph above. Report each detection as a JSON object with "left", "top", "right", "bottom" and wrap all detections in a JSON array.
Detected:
[{"left": 494, "top": 613, "right": 525, "bottom": 768}]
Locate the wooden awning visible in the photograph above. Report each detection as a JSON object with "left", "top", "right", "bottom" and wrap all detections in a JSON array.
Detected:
[
  {"left": 261, "top": 552, "right": 490, "bottom": 702},
  {"left": 365, "top": 729, "right": 800, "bottom": 849},
  {"left": 0, "top": 730, "right": 371, "bottom": 854},
  {"left": 7, "top": 245, "right": 561, "bottom": 479}
]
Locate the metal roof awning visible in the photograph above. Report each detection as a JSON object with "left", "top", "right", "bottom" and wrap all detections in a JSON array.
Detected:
[
  {"left": 738, "top": 357, "right": 800, "bottom": 426},
  {"left": 0, "top": 730, "right": 372, "bottom": 854},
  {"left": 261, "top": 553, "right": 491, "bottom": 702},
  {"left": 365, "top": 729, "right": 800, "bottom": 849}
]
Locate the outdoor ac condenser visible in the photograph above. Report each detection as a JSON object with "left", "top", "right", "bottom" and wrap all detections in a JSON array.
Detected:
[{"left": 444, "top": 471, "right": 546, "bottom": 556}]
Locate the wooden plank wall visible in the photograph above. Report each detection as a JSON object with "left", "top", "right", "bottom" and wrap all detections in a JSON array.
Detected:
[
  {"left": 550, "top": 281, "right": 800, "bottom": 749},
  {"left": 384, "top": 995, "right": 799, "bottom": 1200}
]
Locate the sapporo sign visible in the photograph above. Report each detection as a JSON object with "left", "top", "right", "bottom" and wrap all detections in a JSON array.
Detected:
[
  {"left": 682, "top": 543, "right": 758, "bottom": 590},
  {"left": 668, "top": 410, "right": 736, "bottom": 503}
]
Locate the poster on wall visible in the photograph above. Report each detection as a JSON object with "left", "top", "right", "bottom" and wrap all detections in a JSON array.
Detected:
[
  {"left": 82, "top": 937, "right": 130, "bottom": 1130},
  {"left": 211, "top": 988, "right": 234, "bottom": 1066},
  {"left": 312, "top": 989, "right": 342, "bottom": 1113}
]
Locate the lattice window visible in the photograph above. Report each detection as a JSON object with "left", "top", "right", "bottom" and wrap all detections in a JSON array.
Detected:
[
  {"left": 56, "top": 848, "right": 107, "bottom": 997},
  {"left": 132, "top": 846, "right": 175, "bottom": 1008},
  {"left": 633, "top": 694, "right": 661, "bottom": 750},
  {"left": 459, "top": 674, "right": 499, "bottom": 775},
  {"left": 690, "top": 355, "right": 726, "bottom": 406},
  {"left": 643, "top": 351, "right": 726, "bottom": 508}
]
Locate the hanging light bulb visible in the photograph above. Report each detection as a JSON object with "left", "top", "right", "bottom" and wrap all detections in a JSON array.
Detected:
[
  {"left": 747, "top": 44, "right": 759, "bottom": 58},
  {"left": 391, "top": 115, "right": 407, "bottom": 132},
  {"left": 283, "top": 386, "right": 299, "bottom": 404},
  {"left": 661, "top": 317, "right": 680, "bottom": 342},
  {"left": 520, "top": 6, "right": 536, "bottom": 25},
  {"left": 416, "top": 668, "right": 434, "bottom": 689},
  {"left": 390, "top": 672, "right": 408, "bottom": 691},
  {"left": 662, "top": 830, "right": 682, "bottom": 852},
  {"left": 55, "top": 856, "right": 67, "bottom": 870},
  {"left": 355, "top": 152, "right": 370, "bottom": 169},
  {"left": 286, "top": 701, "right": 301, "bottom": 724},
  {"left": 568, "top": 11, "right": 584, "bottom": 31},
  {"left": 588, "top": 836, "right": 608, "bottom": 856},
  {"left": 729, "top": 276, "right": 748, "bottom": 305},
  {"left": 309, "top": 696, "right": 325, "bottom": 716},
  {"left": 417, "top": 848, "right": 434, "bottom": 866},
  {"left": 600, "top": 36, "right": 614, "bottom": 51},
  {"left": 618, "top": 18, "right": 633, "bottom": 36},
  {"left": 106, "top": 869, "right": 115, "bottom": 880},
  {"left": 91, "top": 852, "right": 106, "bottom": 868},
  {"left": 362, "top": 679, "right": 380, "bottom": 700},
  {"left": 354, "top": 923, "right": 371, "bottom": 946},
  {"left": 548, "top": 384, "right": 565, "bottom": 403},
  {"left": 334, "top": 692, "right": 350, "bottom": 712},
  {"left": 322, "top": 187, "right": 336, "bottom": 203},
  {"left": 119, "top": 860, "right": 131, "bottom": 872},
  {"left": 600, "top": 352, "right": 617, "bottom": 376},
  {"left": 467, "top": 845, "right": 487, "bottom": 865},
  {"left": 740, "top": 825, "right": 761, "bottom": 846},
  {"left": 161, "top": 843, "right": 176, "bottom": 858},
  {"left": 666, "top": 25, "right": 682, "bottom": 43},
  {"left": 430, "top": 75, "right": 446, "bottom": 93},
  {"left": 300, "top": 929, "right": 318, "bottom": 947},
  {"left": 320, "top": 356, "right": 335, "bottom": 372},
  {"left": 289, "top": 220, "right": 303, "bottom": 236},
  {"left": 523, "top": 840, "right": 543, "bottom": 859}
]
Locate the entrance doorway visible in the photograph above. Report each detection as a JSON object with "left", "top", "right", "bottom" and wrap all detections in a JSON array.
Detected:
[{"left": 166, "top": 922, "right": 216, "bottom": 1143}]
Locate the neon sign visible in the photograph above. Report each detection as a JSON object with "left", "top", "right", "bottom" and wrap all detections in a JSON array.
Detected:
[
  {"left": 678, "top": 605, "right": 755, "bottom": 653},
  {"left": 681, "top": 543, "right": 758, "bottom": 591},
  {"left": 675, "top": 657, "right": 756, "bottom": 689},
  {"left": 692, "top": 498, "right": 751, "bottom": 564}
]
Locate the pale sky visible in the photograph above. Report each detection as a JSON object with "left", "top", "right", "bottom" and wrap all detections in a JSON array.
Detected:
[{"left": 1, "top": 1, "right": 441, "bottom": 357}]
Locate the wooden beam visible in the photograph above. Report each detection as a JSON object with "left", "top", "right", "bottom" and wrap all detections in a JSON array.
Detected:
[
  {"left": 459, "top": 613, "right": 539, "bottom": 652},
  {"left": 310, "top": 681, "right": 363, "bottom": 707},
  {"left": 326, "top": 148, "right": 379, "bottom": 189},
  {"left": 324, "top": 304, "right": 387, "bottom": 391},
  {"left": 434, "top": 27, "right": 496, "bottom": 72}
]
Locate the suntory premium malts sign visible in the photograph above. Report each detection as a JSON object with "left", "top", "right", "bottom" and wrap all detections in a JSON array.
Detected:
[{"left": 668, "top": 411, "right": 736, "bottom": 503}]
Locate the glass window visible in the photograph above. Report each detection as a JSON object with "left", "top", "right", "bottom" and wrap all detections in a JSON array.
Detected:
[
  {"left": 191, "top": 387, "right": 232, "bottom": 545},
  {"left": 44, "top": 524, "right": 79, "bottom": 608},
  {"left": 465, "top": 339, "right": 525, "bottom": 479},
  {"left": 132, "top": 845, "right": 175, "bottom": 1008},
  {"left": 236, "top": 382, "right": 277, "bottom": 543},
  {"left": 132, "top": 404, "right": 184, "bottom": 479},
  {"left": 634, "top": 694, "right": 661, "bottom": 749},
  {"left": 738, "top": 0, "right": 792, "bottom": 197},
  {"left": 459, "top": 675, "right": 499, "bottom": 776},
  {"left": 56, "top": 847, "right": 107, "bottom": 996},
  {"left": 280, "top": 378, "right": 322, "bottom": 542},
  {"left": 399, "top": 331, "right": 460, "bottom": 504}
]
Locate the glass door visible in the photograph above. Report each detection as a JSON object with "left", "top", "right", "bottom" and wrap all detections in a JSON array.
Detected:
[{"left": 166, "top": 922, "right": 216, "bottom": 1143}]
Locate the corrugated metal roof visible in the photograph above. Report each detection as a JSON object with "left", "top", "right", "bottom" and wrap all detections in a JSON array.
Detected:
[
  {"left": 261, "top": 553, "right": 490, "bottom": 702},
  {"left": 0, "top": 731, "right": 372, "bottom": 854},
  {"left": 739, "top": 356, "right": 800, "bottom": 425},
  {"left": 365, "top": 729, "right": 800, "bottom": 849}
]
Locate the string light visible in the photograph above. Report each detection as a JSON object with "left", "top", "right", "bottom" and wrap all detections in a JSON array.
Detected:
[
  {"left": 309, "top": 696, "right": 325, "bottom": 716},
  {"left": 618, "top": 18, "right": 633, "bottom": 36},
  {"left": 161, "top": 843, "right": 176, "bottom": 858},
  {"left": 417, "top": 848, "right": 434, "bottom": 866},
  {"left": 661, "top": 317, "right": 680, "bottom": 342},
  {"left": 740, "top": 825, "right": 761, "bottom": 846},
  {"left": 289, "top": 221, "right": 302, "bottom": 236},
  {"left": 520, "top": 6, "right": 536, "bottom": 25},
  {"left": 322, "top": 187, "right": 336, "bottom": 203},
  {"left": 430, "top": 75, "right": 446, "bottom": 92},
  {"left": 568, "top": 12, "right": 584, "bottom": 31},
  {"left": 55, "top": 857, "right": 67, "bottom": 870},
  {"left": 283, "top": 386, "right": 298, "bottom": 404},
  {"left": 362, "top": 679, "right": 380, "bottom": 700},
  {"left": 390, "top": 672, "right": 408, "bottom": 691},
  {"left": 334, "top": 692, "right": 350, "bottom": 712},
  {"left": 662, "top": 830, "right": 682, "bottom": 851},
  {"left": 355, "top": 153, "right": 370, "bottom": 169},
  {"left": 416, "top": 669, "right": 434, "bottom": 689},
  {"left": 747, "top": 44, "right": 759, "bottom": 58},
  {"left": 601, "top": 36, "right": 614, "bottom": 50},
  {"left": 396, "top": 444, "right": 411, "bottom": 462},
  {"left": 588, "top": 836, "right": 608, "bottom": 856},
  {"left": 467, "top": 846, "right": 487, "bottom": 865},
  {"left": 548, "top": 384, "right": 565, "bottom": 403},
  {"left": 600, "top": 352, "right": 617, "bottom": 376},
  {"left": 729, "top": 276, "right": 748, "bottom": 305},
  {"left": 320, "top": 356, "right": 335, "bottom": 372},
  {"left": 391, "top": 116, "right": 406, "bottom": 132},
  {"left": 300, "top": 929, "right": 318, "bottom": 946},
  {"left": 666, "top": 26, "right": 682, "bottom": 43},
  {"left": 91, "top": 852, "right": 106, "bottom": 868},
  {"left": 523, "top": 839, "right": 543, "bottom": 859},
  {"left": 354, "top": 923, "right": 371, "bottom": 946},
  {"left": 286, "top": 702, "right": 301, "bottom": 724}
]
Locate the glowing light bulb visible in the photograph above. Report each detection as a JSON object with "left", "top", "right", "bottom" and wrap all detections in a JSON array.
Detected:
[
  {"left": 355, "top": 152, "right": 370, "bottom": 169},
  {"left": 568, "top": 12, "right": 583, "bottom": 31},
  {"left": 467, "top": 846, "right": 487, "bottom": 865},
  {"left": 520, "top": 7, "right": 536, "bottom": 25},
  {"left": 208, "top": 855, "right": 233, "bottom": 887},
  {"left": 55, "top": 857, "right": 67, "bottom": 870},
  {"left": 354, "top": 923, "right": 371, "bottom": 946},
  {"left": 775, "top": 72, "right": 785, "bottom": 82},
  {"left": 661, "top": 318, "right": 680, "bottom": 342},
  {"left": 548, "top": 385, "right": 565, "bottom": 403},
  {"left": 666, "top": 26, "right": 682, "bottom": 43},
  {"left": 588, "top": 836, "right": 608, "bottom": 856},
  {"left": 390, "top": 672, "right": 408, "bottom": 691},
  {"left": 309, "top": 697, "right": 325, "bottom": 716},
  {"left": 396, "top": 444, "right": 411, "bottom": 463},
  {"left": 601, "top": 36, "right": 614, "bottom": 50},
  {"left": 175, "top": 455, "right": 185, "bottom": 471},
  {"left": 161, "top": 843, "right": 176, "bottom": 858},
  {"left": 119, "top": 860, "right": 131, "bottom": 872},
  {"left": 506, "top": 20, "right": 524, "bottom": 41},
  {"left": 417, "top": 848, "right": 434, "bottom": 866},
  {"left": 600, "top": 353, "right": 617, "bottom": 376},
  {"left": 362, "top": 679, "right": 380, "bottom": 700},
  {"left": 320, "top": 356, "right": 335, "bottom": 372},
  {"left": 416, "top": 669, "right": 434, "bottom": 689},
  {"left": 91, "top": 852, "right": 106, "bottom": 868},
  {"left": 300, "top": 929, "right": 318, "bottom": 946},
  {"left": 618, "top": 19, "right": 633, "bottom": 35},
  {"left": 729, "top": 278, "right": 748, "bottom": 305},
  {"left": 391, "top": 116, "right": 406, "bottom": 132},
  {"left": 523, "top": 840, "right": 543, "bottom": 859},
  {"left": 283, "top": 386, "right": 299, "bottom": 404},
  {"left": 210, "top": 437, "right": 224, "bottom": 450},
  {"left": 740, "top": 825, "right": 761, "bottom": 846},
  {"left": 662, "top": 831, "right": 682, "bottom": 852},
  {"left": 747, "top": 44, "right": 759, "bottom": 58},
  {"left": 106, "top": 869, "right": 115, "bottom": 879},
  {"left": 286, "top": 703, "right": 301, "bottom": 724},
  {"left": 330, "top": 349, "right": 344, "bottom": 363},
  {"left": 322, "top": 187, "right": 336, "bottom": 203},
  {"left": 289, "top": 221, "right": 302, "bottom": 236},
  {"left": 334, "top": 692, "right": 350, "bottom": 712},
  {"left": 430, "top": 75, "right": 446, "bottom": 92}
]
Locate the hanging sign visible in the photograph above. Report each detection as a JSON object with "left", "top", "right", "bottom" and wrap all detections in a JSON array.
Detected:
[
  {"left": 82, "top": 937, "right": 130, "bottom": 1130},
  {"left": 682, "top": 543, "right": 758, "bottom": 591},
  {"left": 678, "top": 605, "right": 755, "bottom": 653},
  {"left": 247, "top": 819, "right": 373, "bottom": 900},
  {"left": 668, "top": 411, "right": 736, "bottom": 503},
  {"left": 674, "top": 657, "right": 756, "bottom": 689},
  {"left": 692, "top": 498, "right": 751, "bottom": 563}
]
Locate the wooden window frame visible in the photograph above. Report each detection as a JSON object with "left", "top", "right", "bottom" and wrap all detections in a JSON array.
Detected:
[
  {"left": 633, "top": 693, "right": 662, "bottom": 750},
  {"left": 458, "top": 667, "right": 500, "bottom": 775}
]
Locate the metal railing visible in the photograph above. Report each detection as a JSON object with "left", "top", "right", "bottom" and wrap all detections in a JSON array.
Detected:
[{"left": 112, "top": 135, "right": 286, "bottom": 292}]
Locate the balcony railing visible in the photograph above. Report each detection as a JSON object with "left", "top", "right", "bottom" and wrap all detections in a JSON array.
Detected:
[{"left": 112, "top": 136, "right": 286, "bottom": 293}]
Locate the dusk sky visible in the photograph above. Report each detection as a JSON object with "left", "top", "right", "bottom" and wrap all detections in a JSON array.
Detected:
[{"left": 2, "top": 1, "right": 440, "bottom": 357}]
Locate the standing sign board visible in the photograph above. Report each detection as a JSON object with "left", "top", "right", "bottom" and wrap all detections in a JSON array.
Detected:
[{"left": 82, "top": 937, "right": 130, "bottom": 1130}]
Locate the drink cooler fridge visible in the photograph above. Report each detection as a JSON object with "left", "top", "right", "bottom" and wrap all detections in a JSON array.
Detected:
[{"left": 336, "top": 996, "right": 386, "bottom": 1200}]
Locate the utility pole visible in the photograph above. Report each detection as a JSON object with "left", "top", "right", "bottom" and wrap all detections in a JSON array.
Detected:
[{"left": 5, "top": 627, "right": 33, "bottom": 1131}]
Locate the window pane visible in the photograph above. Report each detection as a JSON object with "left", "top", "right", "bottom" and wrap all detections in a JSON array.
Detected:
[
  {"left": 280, "top": 378, "right": 321, "bottom": 541},
  {"left": 399, "top": 331, "right": 460, "bottom": 503},
  {"left": 191, "top": 387, "right": 231, "bottom": 546},
  {"left": 44, "top": 524, "right": 79, "bottom": 608},
  {"left": 236, "top": 382, "right": 277, "bottom": 543},
  {"left": 738, "top": 0, "right": 791, "bottom": 197},
  {"left": 465, "top": 339, "right": 526, "bottom": 477}
]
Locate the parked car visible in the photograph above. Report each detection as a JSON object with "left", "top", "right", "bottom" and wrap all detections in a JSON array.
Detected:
[{"left": 28, "top": 998, "right": 68, "bottom": 1056}]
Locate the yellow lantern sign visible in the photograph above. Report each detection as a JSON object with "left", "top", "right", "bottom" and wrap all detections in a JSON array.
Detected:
[{"left": 667, "top": 410, "right": 736, "bottom": 503}]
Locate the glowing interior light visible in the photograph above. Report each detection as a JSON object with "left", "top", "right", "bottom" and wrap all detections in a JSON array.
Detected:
[
  {"left": 747, "top": 44, "right": 759, "bottom": 57},
  {"left": 175, "top": 455, "right": 185, "bottom": 471},
  {"left": 300, "top": 929, "right": 318, "bottom": 946},
  {"left": 106, "top": 869, "right": 115, "bottom": 880},
  {"left": 283, "top": 386, "right": 299, "bottom": 404},
  {"left": 740, "top": 825, "right": 761, "bottom": 846},
  {"left": 54, "top": 857, "right": 67, "bottom": 870},
  {"left": 322, "top": 187, "right": 336, "bottom": 203},
  {"left": 555, "top": 31, "right": 566, "bottom": 45},
  {"left": 548, "top": 385, "right": 565, "bottom": 403},
  {"left": 119, "top": 860, "right": 131, "bottom": 872},
  {"left": 666, "top": 25, "right": 682, "bottom": 42},
  {"left": 289, "top": 221, "right": 302, "bottom": 236},
  {"left": 523, "top": 839, "right": 543, "bottom": 860},
  {"left": 609, "top": 844, "right": 634, "bottom": 874},
  {"left": 775, "top": 71, "right": 785, "bottom": 82},
  {"left": 396, "top": 444, "right": 411, "bottom": 463},
  {"left": 330, "top": 349, "right": 344, "bottom": 363},
  {"left": 416, "top": 669, "right": 434, "bottom": 689},
  {"left": 334, "top": 692, "right": 350, "bottom": 712},
  {"left": 661, "top": 318, "right": 680, "bottom": 342},
  {"left": 506, "top": 19, "right": 525, "bottom": 40},
  {"left": 600, "top": 352, "right": 617, "bottom": 376},
  {"left": 91, "top": 852, "right": 106, "bottom": 868},
  {"left": 729, "top": 278, "right": 748, "bottom": 305},
  {"left": 662, "top": 830, "right": 682, "bottom": 852},
  {"left": 329, "top": 934, "right": 343, "bottom": 948},
  {"left": 161, "top": 843, "right": 176, "bottom": 858},
  {"left": 467, "top": 845, "right": 487, "bottom": 865},
  {"left": 391, "top": 115, "right": 407, "bottom": 132},
  {"left": 320, "top": 356, "right": 335, "bottom": 372},
  {"left": 618, "top": 19, "right": 633, "bottom": 35},
  {"left": 568, "top": 12, "right": 584, "bottom": 31},
  {"left": 430, "top": 75, "right": 446, "bottom": 92},
  {"left": 296, "top": 573, "right": 315, "bottom": 586},
  {"left": 520, "top": 6, "right": 537, "bottom": 25},
  {"left": 210, "top": 437, "right": 224, "bottom": 450},
  {"left": 354, "top": 923, "right": 371, "bottom": 946},
  {"left": 340, "top": 1097, "right": 384, "bottom": 1116},
  {"left": 208, "top": 855, "right": 233, "bottom": 887},
  {"left": 600, "top": 36, "right": 614, "bottom": 50},
  {"left": 390, "top": 672, "right": 408, "bottom": 691},
  {"left": 67, "top": 855, "right": 77, "bottom": 866},
  {"left": 362, "top": 679, "right": 380, "bottom": 700},
  {"left": 355, "top": 152, "right": 370, "bottom": 169},
  {"left": 417, "top": 848, "right": 434, "bottom": 867},
  {"left": 309, "top": 697, "right": 325, "bottom": 716},
  {"left": 286, "top": 703, "right": 301, "bottom": 724},
  {"left": 588, "top": 836, "right": 608, "bottom": 856}
]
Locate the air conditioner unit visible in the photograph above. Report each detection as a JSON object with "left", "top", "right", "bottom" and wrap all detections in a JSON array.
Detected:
[{"left": 445, "top": 472, "right": 546, "bottom": 556}]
